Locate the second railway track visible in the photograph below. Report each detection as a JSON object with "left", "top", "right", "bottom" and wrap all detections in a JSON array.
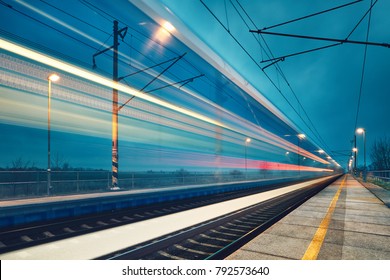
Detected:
[
  {"left": 0, "top": 176, "right": 339, "bottom": 258},
  {"left": 101, "top": 177, "right": 335, "bottom": 260}
]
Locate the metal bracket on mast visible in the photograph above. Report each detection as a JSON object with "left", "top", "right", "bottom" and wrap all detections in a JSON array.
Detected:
[{"left": 118, "top": 52, "right": 187, "bottom": 111}]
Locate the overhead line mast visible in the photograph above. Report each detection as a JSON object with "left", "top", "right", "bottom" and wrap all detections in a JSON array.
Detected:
[
  {"left": 111, "top": 20, "right": 124, "bottom": 190},
  {"left": 93, "top": 20, "right": 128, "bottom": 190},
  {"left": 92, "top": 21, "right": 201, "bottom": 190}
]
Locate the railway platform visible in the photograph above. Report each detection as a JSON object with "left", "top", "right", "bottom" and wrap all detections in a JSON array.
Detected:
[
  {"left": 0, "top": 176, "right": 337, "bottom": 259},
  {"left": 227, "top": 175, "right": 390, "bottom": 260}
]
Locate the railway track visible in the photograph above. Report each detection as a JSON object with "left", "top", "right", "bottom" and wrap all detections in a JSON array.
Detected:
[
  {"left": 0, "top": 176, "right": 339, "bottom": 258},
  {"left": 101, "top": 177, "right": 335, "bottom": 260},
  {"left": 0, "top": 178, "right": 310, "bottom": 254}
]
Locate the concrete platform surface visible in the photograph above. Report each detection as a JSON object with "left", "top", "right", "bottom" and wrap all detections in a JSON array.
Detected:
[{"left": 227, "top": 175, "right": 390, "bottom": 260}]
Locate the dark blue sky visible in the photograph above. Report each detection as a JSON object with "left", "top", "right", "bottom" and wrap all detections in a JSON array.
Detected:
[
  {"left": 1, "top": 0, "right": 388, "bottom": 172},
  {"left": 145, "top": 0, "right": 390, "bottom": 168}
]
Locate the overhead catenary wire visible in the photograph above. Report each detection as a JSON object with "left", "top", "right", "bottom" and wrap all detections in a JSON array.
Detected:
[
  {"left": 235, "top": 0, "right": 384, "bottom": 162},
  {"left": 6, "top": 0, "right": 330, "bottom": 154},
  {"left": 2, "top": 0, "right": 344, "bottom": 164},
  {"left": 40, "top": 1, "right": 214, "bottom": 90},
  {"left": 3, "top": 0, "right": 199, "bottom": 104},
  {"left": 199, "top": 0, "right": 282, "bottom": 130},
  {"left": 38, "top": 0, "right": 248, "bottom": 116},
  {"left": 220, "top": 0, "right": 338, "bottom": 158},
  {"left": 258, "top": 0, "right": 379, "bottom": 63},
  {"left": 354, "top": 0, "right": 374, "bottom": 132},
  {"left": 33, "top": 0, "right": 257, "bottom": 118},
  {"left": 78, "top": 1, "right": 252, "bottom": 115},
  {"left": 41, "top": 0, "right": 255, "bottom": 119},
  {"left": 261, "top": 0, "right": 363, "bottom": 31},
  {"left": 231, "top": 0, "right": 334, "bottom": 154},
  {"left": 250, "top": 30, "right": 389, "bottom": 48},
  {"left": 202, "top": 0, "right": 327, "bottom": 145},
  {"left": 79, "top": 0, "right": 212, "bottom": 85},
  {"left": 2, "top": 0, "right": 99, "bottom": 51},
  {"left": 260, "top": 43, "right": 341, "bottom": 64}
]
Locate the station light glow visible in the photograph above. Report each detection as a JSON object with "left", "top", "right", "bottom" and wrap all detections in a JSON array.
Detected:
[{"left": 162, "top": 21, "right": 175, "bottom": 33}]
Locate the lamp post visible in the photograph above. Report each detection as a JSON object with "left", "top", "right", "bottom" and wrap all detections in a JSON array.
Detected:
[
  {"left": 47, "top": 73, "right": 60, "bottom": 195},
  {"left": 356, "top": 128, "right": 366, "bottom": 182},
  {"left": 245, "top": 137, "right": 251, "bottom": 179},
  {"left": 352, "top": 147, "right": 358, "bottom": 177}
]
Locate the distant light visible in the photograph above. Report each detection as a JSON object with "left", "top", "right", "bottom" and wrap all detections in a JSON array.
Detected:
[
  {"left": 48, "top": 73, "right": 60, "bottom": 82},
  {"left": 327, "top": 156, "right": 332, "bottom": 159},
  {"left": 285, "top": 151, "right": 290, "bottom": 155},
  {"left": 318, "top": 149, "right": 325, "bottom": 154},
  {"left": 245, "top": 137, "right": 251, "bottom": 144},
  {"left": 352, "top": 148, "right": 358, "bottom": 152},
  {"left": 356, "top": 128, "right": 365, "bottom": 134},
  {"left": 162, "top": 21, "right": 175, "bottom": 33},
  {"left": 298, "top": 133, "right": 306, "bottom": 139}
]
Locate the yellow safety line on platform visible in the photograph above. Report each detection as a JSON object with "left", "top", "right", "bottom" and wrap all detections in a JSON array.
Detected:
[{"left": 301, "top": 175, "right": 347, "bottom": 260}]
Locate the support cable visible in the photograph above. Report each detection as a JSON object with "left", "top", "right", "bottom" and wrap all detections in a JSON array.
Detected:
[
  {"left": 2, "top": 1, "right": 99, "bottom": 51},
  {"left": 354, "top": 0, "right": 374, "bottom": 131},
  {"left": 260, "top": 43, "right": 341, "bottom": 63},
  {"left": 234, "top": 0, "right": 334, "bottom": 154},
  {"left": 202, "top": 0, "right": 329, "bottom": 147},
  {"left": 144, "top": 74, "right": 205, "bottom": 94},
  {"left": 257, "top": 0, "right": 379, "bottom": 65},
  {"left": 118, "top": 53, "right": 187, "bottom": 111},
  {"left": 118, "top": 56, "right": 178, "bottom": 81},
  {"left": 79, "top": 0, "right": 205, "bottom": 80},
  {"left": 250, "top": 30, "right": 389, "bottom": 48},
  {"left": 261, "top": 0, "right": 363, "bottom": 31}
]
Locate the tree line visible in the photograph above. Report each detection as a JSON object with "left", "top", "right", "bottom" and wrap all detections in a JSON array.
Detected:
[{"left": 370, "top": 137, "right": 390, "bottom": 170}]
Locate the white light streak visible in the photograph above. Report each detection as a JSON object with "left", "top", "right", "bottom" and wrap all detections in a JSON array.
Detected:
[{"left": 0, "top": 38, "right": 227, "bottom": 130}]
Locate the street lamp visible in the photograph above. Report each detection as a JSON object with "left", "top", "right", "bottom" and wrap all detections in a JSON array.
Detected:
[
  {"left": 352, "top": 147, "right": 358, "bottom": 177},
  {"left": 245, "top": 137, "right": 251, "bottom": 179},
  {"left": 356, "top": 128, "right": 366, "bottom": 182},
  {"left": 297, "top": 134, "right": 306, "bottom": 140},
  {"left": 47, "top": 73, "right": 60, "bottom": 195}
]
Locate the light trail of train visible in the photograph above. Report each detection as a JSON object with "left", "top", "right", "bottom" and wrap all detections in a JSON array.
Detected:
[
  {"left": 0, "top": 47, "right": 331, "bottom": 169},
  {"left": 1, "top": 38, "right": 339, "bottom": 176}
]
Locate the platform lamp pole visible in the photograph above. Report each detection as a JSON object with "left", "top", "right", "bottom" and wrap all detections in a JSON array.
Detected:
[
  {"left": 352, "top": 147, "right": 358, "bottom": 177},
  {"left": 47, "top": 73, "right": 60, "bottom": 196},
  {"left": 356, "top": 128, "right": 366, "bottom": 182}
]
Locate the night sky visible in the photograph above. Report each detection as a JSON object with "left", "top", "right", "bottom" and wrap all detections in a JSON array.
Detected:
[
  {"left": 1, "top": 0, "right": 389, "bottom": 172},
  {"left": 151, "top": 0, "right": 390, "bottom": 168}
]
